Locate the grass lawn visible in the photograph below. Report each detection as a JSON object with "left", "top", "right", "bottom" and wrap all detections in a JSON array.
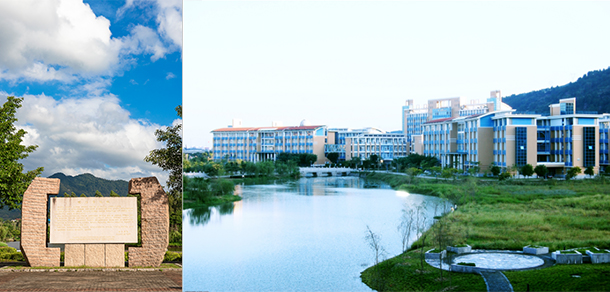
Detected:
[
  {"left": 504, "top": 264, "right": 610, "bottom": 291},
  {"left": 361, "top": 249, "right": 486, "bottom": 292},
  {"left": 361, "top": 172, "right": 610, "bottom": 291}
]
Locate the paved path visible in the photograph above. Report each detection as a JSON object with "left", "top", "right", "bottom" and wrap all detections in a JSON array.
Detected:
[
  {"left": 0, "top": 270, "right": 181, "bottom": 292},
  {"left": 479, "top": 271, "right": 513, "bottom": 292}
]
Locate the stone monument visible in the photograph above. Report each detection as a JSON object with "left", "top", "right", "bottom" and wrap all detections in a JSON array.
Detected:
[{"left": 20, "top": 176, "right": 169, "bottom": 268}]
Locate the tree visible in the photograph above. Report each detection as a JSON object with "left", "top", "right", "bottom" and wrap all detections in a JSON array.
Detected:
[
  {"left": 326, "top": 152, "right": 339, "bottom": 165},
  {"left": 584, "top": 166, "right": 594, "bottom": 178},
  {"left": 95, "top": 190, "right": 103, "bottom": 197},
  {"left": 365, "top": 225, "right": 386, "bottom": 291},
  {"left": 369, "top": 154, "right": 380, "bottom": 169},
  {"left": 566, "top": 166, "right": 582, "bottom": 180},
  {"left": 144, "top": 105, "right": 182, "bottom": 237},
  {"left": 0, "top": 97, "right": 44, "bottom": 210},
  {"left": 79, "top": 193, "right": 86, "bottom": 197},
  {"left": 520, "top": 164, "right": 534, "bottom": 178},
  {"left": 534, "top": 164, "right": 548, "bottom": 179},
  {"left": 397, "top": 206, "right": 415, "bottom": 253},
  {"left": 490, "top": 164, "right": 501, "bottom": 177},
  {"left": 109, "top": 190, "right": 120, "bottom": 197}
]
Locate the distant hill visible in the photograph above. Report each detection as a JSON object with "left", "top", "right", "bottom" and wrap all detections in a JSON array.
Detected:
[
  {"left": 48, "top": 173, "right": 129, "bottom": 197},
  {"left": 503, "top": 66, "right": 610, "bottom": 114},
  {"left": 0, "top": 173, "right": 129, "bottom": 220}
]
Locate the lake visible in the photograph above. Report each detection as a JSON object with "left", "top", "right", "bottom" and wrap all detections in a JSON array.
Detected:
[{"left": 183, "top": 176, "right": 444, "bottom": 292}]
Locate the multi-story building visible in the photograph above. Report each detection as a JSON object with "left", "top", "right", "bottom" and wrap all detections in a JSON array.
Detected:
[
  {"left": 421, "top": 96, "right": 606, "bottom": 176},
  {"left": 325, "top": 128, "right": 408, "bottom": 162},
  {"left": 212, "top": 120, "right": 327, "bottom": 164},
  {"left": 403, "top": 91, "right": 509, "bottom": 144},
  {"left": 599, "top": 114, "right": 610, "bottom": 172}
]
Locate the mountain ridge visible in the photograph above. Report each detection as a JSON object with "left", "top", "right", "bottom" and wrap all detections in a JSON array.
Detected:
[{"left": 503, "top": 66, "right": 610, "bottom": 114}]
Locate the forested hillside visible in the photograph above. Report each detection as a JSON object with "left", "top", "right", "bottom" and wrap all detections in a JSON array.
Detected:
[
  {"left": 503, "top": 66, "right": 610, "bottom": 114},
  {"left": 48, "top": 173, "right": 128, "bottom": 197}
]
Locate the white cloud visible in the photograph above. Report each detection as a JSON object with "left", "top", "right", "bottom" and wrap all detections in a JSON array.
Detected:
[
  {"left": 1, "top": 93, "right": 169, "bottom": 185},
  {"left": 122, "top": 25, "right": 168, "bottom": 62},
  {"left": 0, "top": 0, "right": 182, "bottom": 83},
  {"left": 117, "top": 0, "right": 182, "bottom": 50},
  {"left": 156, "top": 0, "right": 183, "bottom": 50},
  {"left": 0, "top": 0, "right": 122, "bottom": 82},
  {"left": 166, "top": 72, "right": 176, "bottom": 80}
]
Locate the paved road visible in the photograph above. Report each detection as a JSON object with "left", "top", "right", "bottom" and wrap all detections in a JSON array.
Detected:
[
  {"left": 479, "top": 271, "right": 513, "bottom": 292},
  {"left": 0, "top": 270, "right": 181, "bottom": 292}
]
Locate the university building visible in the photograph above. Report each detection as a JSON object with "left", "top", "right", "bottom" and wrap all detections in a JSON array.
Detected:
[
  {"left": 211, "top": 119, "right": 327, "bottom": 164},
  {"left": 419, "top": 96, "right": 609, "bottom": 176}
]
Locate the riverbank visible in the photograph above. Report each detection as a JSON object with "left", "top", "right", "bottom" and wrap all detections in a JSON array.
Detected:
[
  {"left": 183, "top": 194, "right": 241, "bottom": 209},
  {"left": 361, "top": 172, "right": 610, "bottom": 291}
]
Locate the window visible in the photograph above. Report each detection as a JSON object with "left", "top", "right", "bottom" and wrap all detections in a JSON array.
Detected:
[
  {"left": 583, "top": 127, "right": 595, "bottom": 167},
  {"left": 515, "top": 127, "right": 527, "bottom": 166}
]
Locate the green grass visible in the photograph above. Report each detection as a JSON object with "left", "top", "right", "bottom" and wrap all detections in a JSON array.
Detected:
[
  {"left": 505, "top": 264, "right": 610, "bottom": 292},
  {"left": 361, "top": 249, "right": 487, "bottom": 292},
  {"left": 362, "top": 172, "right": 610, "bottom": 290}
]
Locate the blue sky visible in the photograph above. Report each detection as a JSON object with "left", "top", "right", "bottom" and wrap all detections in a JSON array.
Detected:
[
  {"left": 0, "top": 0, "right": 182, "bottom": 184},
  {"left": 184, "top": 1, "right": 610, "bottom": 149}
]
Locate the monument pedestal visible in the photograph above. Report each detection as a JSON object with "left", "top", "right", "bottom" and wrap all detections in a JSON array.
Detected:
[{"left": 65, "top": 243, "right": 125, "bottom": 267}]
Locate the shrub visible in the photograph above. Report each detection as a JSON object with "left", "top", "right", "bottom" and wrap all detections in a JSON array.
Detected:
[
  {"left": 0, "top": 242, "right": 8, "bottom": 247},
  {"left": 163, "top": 251, "right": 182, "bottom": 262},
  {"left": 498, "top": 172, "right": 512, "bottom": 181}
]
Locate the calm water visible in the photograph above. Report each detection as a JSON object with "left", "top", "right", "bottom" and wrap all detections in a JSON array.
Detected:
[{"left": 184, "top": 176, "right": 444, "bottom": 292}]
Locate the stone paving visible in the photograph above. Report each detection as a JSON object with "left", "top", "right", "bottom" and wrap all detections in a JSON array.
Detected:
[
  {"left": 479, "top": 271, "right": 513, "bottom": 292},
  {"left": 426, "top": 249, "right": 553, "bottom": 271},
  {"left": 0, "top": 270, "right": 182, "bottom": 292}
]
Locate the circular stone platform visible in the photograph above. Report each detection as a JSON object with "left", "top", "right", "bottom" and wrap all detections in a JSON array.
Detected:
[
  {"left": 452, "top": 253, "right": 543, "bottom": 270},
  {"left": 426, "top": 250, "right": 553, "bottom": 272}
]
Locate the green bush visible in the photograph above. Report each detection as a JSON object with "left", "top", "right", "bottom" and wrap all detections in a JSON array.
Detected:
[
  {"left": 163, "top": 251, "right": 182, "bottom": 262},
  {"left": 125, "top": 251, "right": 129, "bottom": 262},
  {"left": 0, "top": 242, "right": 8, "bottom": 247},
  {"left": 0, "top": 246, "right": 24, "bottom": 261}
]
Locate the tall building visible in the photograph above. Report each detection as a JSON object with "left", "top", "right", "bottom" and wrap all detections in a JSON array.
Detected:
[
  {"left": 325, "top": 128, "right": 408, "bottom": 162},
  {"left": 403, "top": 91, "right": 511, "bottom": 144},
  {"left": 421, "top": 96, "right": 606, "bottom": 176},
  {"left": 212, "top": 120, "right": 327, "bottom": 164}
]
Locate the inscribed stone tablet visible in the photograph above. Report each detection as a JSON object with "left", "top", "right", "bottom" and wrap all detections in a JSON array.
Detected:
[{"left": 50, "top": 197, "right": 137, "bottom": 244}]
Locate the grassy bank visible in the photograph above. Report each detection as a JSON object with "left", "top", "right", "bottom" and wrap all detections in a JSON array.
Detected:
[
  {"left": 361, "top": 172, "right": 610, "bottom": 291},
  {"left": 361, "top": 249, "right": 486, "bottom": 292},
  {"left": 183, "top": 194, "right": 241, "bottom": 209}
]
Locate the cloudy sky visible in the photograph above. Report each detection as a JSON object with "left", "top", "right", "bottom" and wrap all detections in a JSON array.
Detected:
[
  {"left": 0, "top": 0, "right": 182, "bottom": 184},
  {"left": 184, "top": 1, "right": 610, "bottom": 149}
]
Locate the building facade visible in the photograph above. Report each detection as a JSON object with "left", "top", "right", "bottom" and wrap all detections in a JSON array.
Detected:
[{"left": 212, "top": 121, "right": 327, "bottom": 164}]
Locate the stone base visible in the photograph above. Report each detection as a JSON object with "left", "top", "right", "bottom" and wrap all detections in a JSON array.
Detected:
[
  {"left": 64, "top": 243, "right": 125, "bottom": 267},
  {"left": 586, "top": 250, "right": 610, "bottom": 264},
  {"left": 450, "top": 264, "right": 476, "bottom": 273},
  {"left": 523, "top": 246, "right": 548, "bottom": 255},
  {"left": 552, "top": 251, "right": 583, "bottom": 264},
  {"left": 425, "top": 249, "right": 446, "bottom": 260},
  {"left": 447, "top": 245, "right": 472, "bottom": 254}
]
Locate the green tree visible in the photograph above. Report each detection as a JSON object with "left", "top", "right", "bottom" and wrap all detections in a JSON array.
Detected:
[
  {"left": 534, "top": 164, "right": 548, "bottom": 179},
  {"left": 109, "top": 190, "right": 120, "bottom": 197},
  {"left": 369, "top": 154, "right": 380, "bottom": 169},
  {"left": 498, "top": 172, "right": 512, "bottom": 181},
  {"left": 566, "top": 166, "right": 582, "bottom": 180},
  {"left": 490, "top": 165, "right": 501, "bottom": 177},
  {"left": 349, "top": 157, "right": 362, "bottom": 169},
  {"left": 326, "top": 152, "right": 340, "bottom": 165},
  {"left": 95, "top": 190, "right": 103, "bottom": 197},
  {"left": 0, "top": 97, "right": 44, "bottom": 210},
  {"left": 520, "top": 164, "right": 534, "bottom": 178},
  {"left": 584, "top": 166, "right": 594, "bottom": 178},
  {"left": 144, "top": 105, "right": 182, "bottom": 239},
  {"left": 79, "top": 193, "right": 86, "bottom": 197}
]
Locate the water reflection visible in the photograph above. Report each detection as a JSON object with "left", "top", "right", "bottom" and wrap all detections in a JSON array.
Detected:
[
  {"left": 187, "top": 206, "right": 211, "bottom": 225},
  {"left": 184, "top": 177, "right": 444, "bottom": 292}
]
